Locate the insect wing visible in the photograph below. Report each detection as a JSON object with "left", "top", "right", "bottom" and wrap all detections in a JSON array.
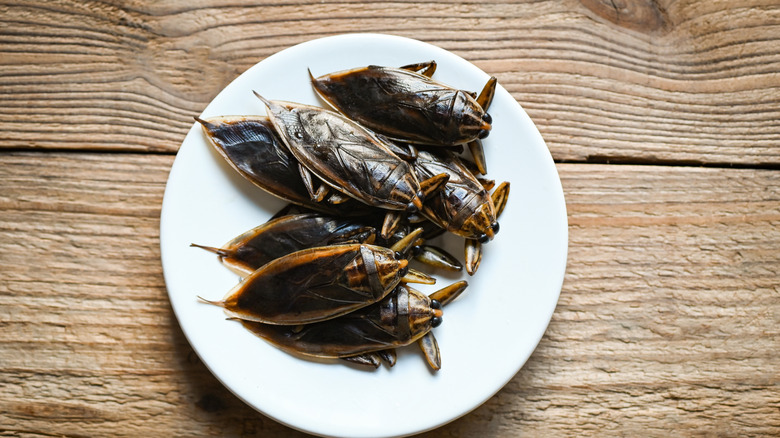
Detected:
[
  {"left": 262, "top": 100, "right": 419, "bottom": 210},
  {"left": 198, "top": 116, "right": 365, "bottom": 215},
  {"left": 238, "top": 287, "right": 407, "bottom": 358},
  {"left": 221, "top": 213, "right": 378, "bottom": 274},
  {"left": 221, "top": 245, "right": 393, "bottom": 324},
  {"left": 199, "top": 116, "right": 311, "bottom": 202},
  {"left": 313, "top": 66, "right": 485, "bottom": 145}
]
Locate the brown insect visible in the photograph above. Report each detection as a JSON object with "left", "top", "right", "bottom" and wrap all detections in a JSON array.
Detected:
[
  {"left": 412, "top": 149, "right": 510, "bottom": 275},
  {"left": 254, "top": 93, "right": 449, "bottom": 238},
  {"left": 238, "top": 280, "right": 468, "bottom": 370},
  {"left": 190, "top": 211, "right": 377, "bottom": 276},
  {"left": 310, "top": 61, "right": 495, "bottom": 146},
  {"left": 196, "top": 115, "right": 370, "bottom": 215},
  {"left": 311, "top": 62, "right": 498, "bottom": 174},
  {"left": 192, "top": 206, "right": 462, "bottom": 277},
  {"left": 198, "top": 229, "right": 434, "bottom": 325}
]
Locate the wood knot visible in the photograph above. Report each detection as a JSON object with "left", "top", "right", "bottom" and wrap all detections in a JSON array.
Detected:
[{"left": 579, "top": 0, "right": 668, "bottom": 34}]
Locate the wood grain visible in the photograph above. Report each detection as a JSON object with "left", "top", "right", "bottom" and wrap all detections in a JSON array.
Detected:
[
  {"left": 2, "top": 0, "right": 778, "bottom": 435},
  {"left": 1, "top": 0, "right": 779, "bottom": 165},
  {"left": 1, "top": 152, "right": 777, "bottom": 436}
]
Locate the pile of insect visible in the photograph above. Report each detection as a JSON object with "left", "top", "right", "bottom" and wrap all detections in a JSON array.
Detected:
[{"left": 194, "top": 61, "right": 509, "bottom": 371}]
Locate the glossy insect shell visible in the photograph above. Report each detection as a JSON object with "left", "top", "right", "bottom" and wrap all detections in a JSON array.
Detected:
[
  {"left": 258, "top": 98, "right": 424, "bottom": 212},
  {"left": 197, "top": 116, "right": 368, "bottom": 215},
  {"left": 311, "top": 65, "right": 491, "bottom": 146},
  {"left": 238, "top": 284, "right": 440, "bottom": 358},
  {"left": 203, "top": 212, "right": 377, "bottom": 276},
  {"left": 413, "top": 149, "right": 498, "bottom": 241},
  {"left": 218, "top": 244, "right": 407, "bottom": 324}
]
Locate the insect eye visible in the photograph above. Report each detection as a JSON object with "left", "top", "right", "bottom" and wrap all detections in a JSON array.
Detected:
[
  {"left": 477, "top": 233, "right": 489, "bottom": 243},
  {"left": 394, "top": 251, "right": 404, "bottom": 260},
  {"left": 406, "top": 201, "right": 418, "bottom": 213},
  {"left": 482, "top": 113, "right": 492, "bottom": 124},
  {"left": 491, "top": 222, "right": 500, "bottom": 233},
  {"left": 430, "top": 299, "right": 442, "bottom": 310},
  {"left": 478, "top": 129, "right": 489, "bottom": 139},
  {"left": 431, "top": 316, "right": 443, "bottom": 328},
  {"left": 410, "top": 245, "right": 423, "bottom": 257},
  {"left": 399, "top": 266, "right": 409, "bottom": 276}
]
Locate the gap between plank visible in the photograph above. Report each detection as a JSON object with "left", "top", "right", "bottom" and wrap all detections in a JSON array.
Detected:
[{"left": 1, "top": 148, "right": 779, "bottom": 171}]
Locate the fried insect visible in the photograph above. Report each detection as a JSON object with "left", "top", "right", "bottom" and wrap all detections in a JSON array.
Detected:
[
  {"left": 254, "top": 94, "right": 448, "bottom": 237},
  {"left": 255, "top": 95, "right": 420, "bottom": 210},
  {"left": 200, "top": 242, "right": 423, "bottom": 325},
  {"left": 198, "top": 225, "right": 435, "bottom": 322},
  {"left": 194, "top": 60, "right": 511, "bottom": 371},
  {"left": 191, "top": 212, "right": 377, "bottom": 276},
  {"left": 310, "top": 62, "right": 496, "bottom": 146},
  {"left": 412, "top": 149, "right": 510, "bottom": 275},
  {"left": 238, "top": 280, "right": 468, "bottom": 370},
  {"left": 196, "top": 116, "right": 368, "bottom": 215}
]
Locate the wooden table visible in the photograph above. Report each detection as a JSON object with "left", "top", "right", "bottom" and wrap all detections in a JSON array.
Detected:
[{"left": 2, "top": 1, "right": 779, "bottom": 436}]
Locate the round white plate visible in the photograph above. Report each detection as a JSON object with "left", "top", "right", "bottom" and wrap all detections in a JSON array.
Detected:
[{"left": 160, "top": 33, "right": 567, "bottom": 438}]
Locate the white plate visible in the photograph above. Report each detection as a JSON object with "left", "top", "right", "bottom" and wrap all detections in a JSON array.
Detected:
[{"left": 160, "top": 33, "right": 567, "bottom": 438}]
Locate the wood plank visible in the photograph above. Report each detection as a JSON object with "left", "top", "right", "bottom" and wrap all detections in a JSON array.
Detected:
[
  {"left": 1, "top": 1, "right": 779, "bottom": 164},
  {"left": 1, "top": 152, "right": 778, "bottom": 436}
]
